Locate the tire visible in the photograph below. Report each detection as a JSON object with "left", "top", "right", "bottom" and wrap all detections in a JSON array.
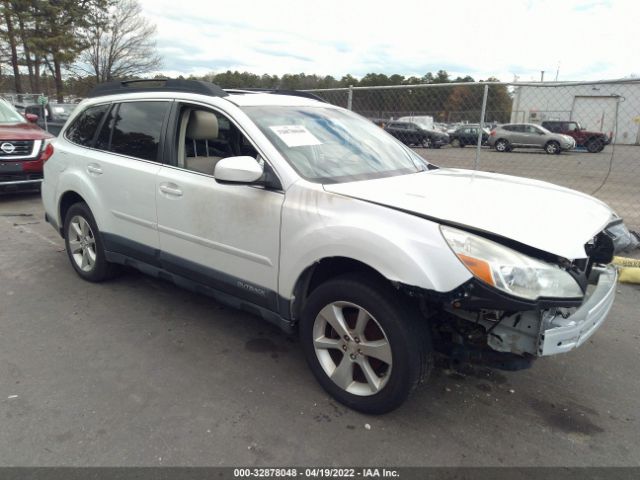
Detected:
[
  {"left": 299, "top": 273, "right": 432, "bottom": 414},
  {"left": 422, "top": 137, "right": 433, "bottom": 149},
  {"left": 63, "top": 202, "right": 120, "bottom": 282},
  {"left": 495, "top": 139, "right": 509, "bottom": 152},
  {"left": 545, "top": 141, "right": 561, "bottom": 155},
  {"left": 586, "top": 138, "right": 604, "bottom": 153},
  {"left": 451, "top": 138, "right": 461, "bottom": 148}
]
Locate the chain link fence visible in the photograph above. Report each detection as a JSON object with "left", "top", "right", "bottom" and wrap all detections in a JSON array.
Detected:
[{"left": 306, "top": 80, "right": 640, "bottom": 230}]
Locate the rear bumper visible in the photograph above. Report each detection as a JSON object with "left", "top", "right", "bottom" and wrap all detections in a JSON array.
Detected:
[{"left": 539, "top": 265, "right": 617, "bottom": 356}]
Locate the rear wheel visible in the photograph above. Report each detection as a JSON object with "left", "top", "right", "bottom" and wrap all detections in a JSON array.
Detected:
[
  {"left": 422, "top": 137, "right": 433, "bottom": 149},
  {"left": 586, "top": 138, "right": 604, "bottom": 153},
  {"left": 545, "top": 141, "right": 561, "bottom": 155},
  {"left": 63, "top": 202, "right": 120, "bottom": 282},
  {"left": 495, "top": 139, "right": 509, "bottom": 152},
  {"left": 300, "top": 274, "right": 432, "bottom": 414}
]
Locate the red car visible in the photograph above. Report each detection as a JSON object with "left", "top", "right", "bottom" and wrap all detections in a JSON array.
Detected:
[{"left": 0, "top": 98, "right": 54, "bottom": 192}]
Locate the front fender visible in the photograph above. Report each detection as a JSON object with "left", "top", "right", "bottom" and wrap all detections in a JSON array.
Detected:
[{"left": 278, "top": 182, "right": 472, "bottom": 300}]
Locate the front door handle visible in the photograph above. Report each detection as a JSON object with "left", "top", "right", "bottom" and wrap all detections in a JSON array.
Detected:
[
  {"left": 159, "top": 182, "right": 183, "bottom": 197},
  {"left": 87, "top": 163, "right": 103, "bottom": 175}
]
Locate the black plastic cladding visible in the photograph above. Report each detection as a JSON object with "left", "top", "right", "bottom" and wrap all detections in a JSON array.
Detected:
[{"left": 87, "top": 79, "right": 229, "bottom": 98}]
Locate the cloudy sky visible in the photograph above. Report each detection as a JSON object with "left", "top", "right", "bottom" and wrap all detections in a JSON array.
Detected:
[{"left": 139, "top": 0, "right": 637, "bottom": 82}]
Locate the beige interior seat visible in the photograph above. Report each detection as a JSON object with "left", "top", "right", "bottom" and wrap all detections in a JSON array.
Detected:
[{"left": 183, "top": 110, "right": 224, "bottom": 175}]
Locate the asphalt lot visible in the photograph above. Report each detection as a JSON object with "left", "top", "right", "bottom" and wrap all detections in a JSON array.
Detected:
[
  {"left": 414, "top": 144, "right": 640, "bottom": 230},
  {"left": 1, "top": 193, "right": 639, "bottom": 467}
]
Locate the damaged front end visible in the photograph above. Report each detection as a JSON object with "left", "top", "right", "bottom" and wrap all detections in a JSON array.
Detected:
[{"left": 416, "top": 225, "right": 619, "bottom": 370}]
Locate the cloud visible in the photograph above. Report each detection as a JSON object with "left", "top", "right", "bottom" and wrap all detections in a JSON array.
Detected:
[{"left": 140, "top": 0, "right": 638, "bottom": 82}]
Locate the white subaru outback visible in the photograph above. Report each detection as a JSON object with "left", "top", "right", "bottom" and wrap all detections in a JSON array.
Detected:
[{"left": 42, "top": 79, "right": 622, "bottom": 413}]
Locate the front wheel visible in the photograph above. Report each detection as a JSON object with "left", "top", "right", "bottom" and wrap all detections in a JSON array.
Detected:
[
  {"left": 545, "top": 141, "right": 561, "bottom": 155},
  {"left": 300, "top": 274, "right": 432, "bottom": 414},
  {"left": 422, "top": 137, "right": 433, "bottom": 149},
  {"left": 586, "top": 138, "right": 604, "bottom": 153}
]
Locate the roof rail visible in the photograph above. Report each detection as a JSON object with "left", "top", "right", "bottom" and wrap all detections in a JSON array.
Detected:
[
  {"left": 224, "top": 88, "right": 327, "bottom": 103},
  {"left": 87, "top": 79, "right": 228, "bottom": 98}
]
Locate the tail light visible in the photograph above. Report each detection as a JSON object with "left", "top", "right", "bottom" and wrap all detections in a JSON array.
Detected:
[
  {"left": 490, "top": 129, "right": 496, "bottom": 136},
  {"left": 22, "top": 141, "right": 53, "bottom": 173},
  {"left": 40, "top": 142, "right": 54, "bottom": 162}
]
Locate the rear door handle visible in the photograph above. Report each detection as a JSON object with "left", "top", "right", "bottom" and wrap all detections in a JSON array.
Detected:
[
  {"left": 87, "top": 163, "right": 103, "bottom": 175},
  {"left": 159, "top": 182, "right": 183, "bottom": 197}
]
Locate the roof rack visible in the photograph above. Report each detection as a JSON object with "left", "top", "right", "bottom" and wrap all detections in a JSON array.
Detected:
[
  {"left": 224, "top": 88, "right": 327, "bottom": 103},
  {"left": 87, "top": 79, "right": 228, "bottom": 98}
]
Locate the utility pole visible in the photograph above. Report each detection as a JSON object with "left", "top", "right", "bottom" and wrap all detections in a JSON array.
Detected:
[{"left": 540, "top": 70, "right": 545, "bottom": 82}]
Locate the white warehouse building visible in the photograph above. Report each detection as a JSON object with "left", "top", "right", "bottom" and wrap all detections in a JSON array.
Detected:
[{"left": 510, "top": 79, "right": 640, "bottom": 145}]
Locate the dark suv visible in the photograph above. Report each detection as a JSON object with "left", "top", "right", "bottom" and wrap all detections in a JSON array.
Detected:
[
  {"left": 541, "top": 121, "right": 610, "bottom": 153},
  {"left": 384, "top": 121, "right": 449, "bottom": 148}
]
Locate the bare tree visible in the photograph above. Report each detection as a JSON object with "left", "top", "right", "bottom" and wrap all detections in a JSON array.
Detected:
[{"left": 79, "top": 0, "right": 162, "bottom": 83}]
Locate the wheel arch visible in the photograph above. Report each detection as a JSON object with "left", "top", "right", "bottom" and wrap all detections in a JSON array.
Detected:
[
  {"left": 58, "top": 191, "right": 87, "bottom": 237},
  {"left": 289, "top": 256, "right": 399, "bottom": 323},
  {"left": 55, "top": 171, "right": 106, "bottom": 238}
]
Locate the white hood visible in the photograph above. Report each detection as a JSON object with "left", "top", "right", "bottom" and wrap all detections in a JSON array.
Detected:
[{"left": 324, "top": 169, "right": 614, "bottom": 260}]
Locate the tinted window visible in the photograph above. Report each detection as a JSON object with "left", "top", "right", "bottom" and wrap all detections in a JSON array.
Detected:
[
  {"left": 109, "top": 102, "right": 169, "bottom": 161},
  {"left": 66, "top": 104, "right": 109, "bottom": 147},
  {"left": 95, "top": 106, "right": 115, "bottom": 151}
]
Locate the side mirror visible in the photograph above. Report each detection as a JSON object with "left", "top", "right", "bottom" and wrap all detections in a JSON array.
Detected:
[
  {"left": 25, "top": 113, "right": 39, "bottom": 123},
  {"left": 214, "top": 156, "right": 264, "bottom": 184}
]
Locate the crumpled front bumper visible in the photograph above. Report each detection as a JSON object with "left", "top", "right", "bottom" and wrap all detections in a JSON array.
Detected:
[{"left": 539, "top": 265, "right": 617, "bottom": 356}]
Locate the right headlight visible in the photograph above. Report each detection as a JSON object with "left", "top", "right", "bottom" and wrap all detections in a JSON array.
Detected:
[{"left": 441, "top": 225, "right": 583, "bottom": 301}]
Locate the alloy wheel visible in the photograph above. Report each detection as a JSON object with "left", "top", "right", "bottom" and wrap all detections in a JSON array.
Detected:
[
  {"left": 312, "top": 301, "right": 392, "bottom": 396},
  {"left": 68, "top": 215, "right": 97, "bottom": 272}
]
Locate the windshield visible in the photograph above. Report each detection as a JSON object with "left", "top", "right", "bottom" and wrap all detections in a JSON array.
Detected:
[
  {"left": 52, "top": 104, "right": 76, "bottom": 119},
  {"left": 243, "top": 106, "right": 429, "bottom": 183},
  {"left": 536, "top": 124, "right": 552, "bottom": 134},
  {"left": 0, "top": 99, "right": 26, "bottom": 124}
]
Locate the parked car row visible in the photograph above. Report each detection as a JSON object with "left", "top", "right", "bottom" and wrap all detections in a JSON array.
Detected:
[{"left": 379, "top": 118, "right": 611, "bottom": 155}]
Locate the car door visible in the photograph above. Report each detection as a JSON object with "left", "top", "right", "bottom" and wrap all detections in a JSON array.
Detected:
[
  {"left": 65, "top": 101, "right": 170, "bottom": 261},
  {"left": 468, "top": 128, "right": 478, "bottom": 145},
  {"left": 509, "top": 125, "right": 529, "bottom": 146},
  {"left": 526, "top": 125, "right": 547, "bottom": 147},
  {"left": 155, "top": 102, "right": 285, "bottom": 313},
  {"left": 407, "top": 123, "right": 422, "bottom": 144}
]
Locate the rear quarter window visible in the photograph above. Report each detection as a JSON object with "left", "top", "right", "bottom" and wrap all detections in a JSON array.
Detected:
[{"left": 65, "top": 104, "right": 110, "bottom": 147}]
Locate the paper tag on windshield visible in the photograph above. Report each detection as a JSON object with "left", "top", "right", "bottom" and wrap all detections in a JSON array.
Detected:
[{"left": 270, "top": 125, "right": 321, "bottom": 147}]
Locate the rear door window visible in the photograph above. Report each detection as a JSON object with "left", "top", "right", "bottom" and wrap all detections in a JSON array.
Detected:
[
  {"left": 108, "top": 101, "right": 170, "bottom": 162},
  {"left": 65, "top": 104, "right": 110, "bottom": 147}
]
